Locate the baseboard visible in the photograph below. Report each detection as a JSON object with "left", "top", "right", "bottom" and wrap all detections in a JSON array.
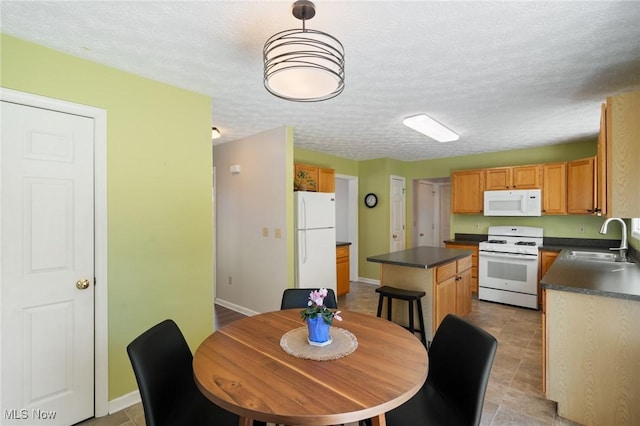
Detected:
[
  {"left": 357, "top": 277, "right": 380, "bottom": 285},
  {"left": 215, "top": 298, "right": 260, "bottom": 316},
  {"left": 108, "top": 390, "right": 141, "bottom": 415}
]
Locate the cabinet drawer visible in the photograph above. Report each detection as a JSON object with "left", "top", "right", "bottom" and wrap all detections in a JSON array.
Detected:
[
  {"left": 336, "top": 245, "right": 349, "bottom": 259},
  {"left": 457, "top": 255, "right": 472, "bottom": 272},
  {"left": 436, "top": 261, "right": 457, "bottom": 283}
]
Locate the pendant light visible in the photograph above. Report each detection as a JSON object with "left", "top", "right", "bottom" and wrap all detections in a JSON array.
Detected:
[{"left": 263, "top": 0, "right": 345, "bottom": 102}]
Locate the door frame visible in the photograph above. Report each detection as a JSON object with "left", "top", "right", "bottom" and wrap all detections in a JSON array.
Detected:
[
  {"left": 335, "top": 174, "right": 359, "bottom": 281},
  {"left": 0, "top": 88, "right": 109, "bottom": 417}
]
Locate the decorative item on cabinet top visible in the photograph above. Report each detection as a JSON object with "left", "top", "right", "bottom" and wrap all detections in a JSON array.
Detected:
[{"left": 294, "top": 168, "right": 316, "bottom": 191}]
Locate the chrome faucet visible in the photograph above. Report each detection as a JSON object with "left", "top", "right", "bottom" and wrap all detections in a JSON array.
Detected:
[{"left": 600, "top": 218, "right": 628, "bottom": 261}]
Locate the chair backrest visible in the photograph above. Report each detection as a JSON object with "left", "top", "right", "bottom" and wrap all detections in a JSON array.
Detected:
[
  {"left": 280, "top": 288, "right": 338, "bottom": 310},
  {"left": 126, "top": 319, "right": 195, "bottom": 426},
  {"left": 427, "top": 314, "right": 497, "bottom": 426}
]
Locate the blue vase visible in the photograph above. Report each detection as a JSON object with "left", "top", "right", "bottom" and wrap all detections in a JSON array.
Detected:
[{"left": 307, "top": 316, "right": 331, "bottom": 344}]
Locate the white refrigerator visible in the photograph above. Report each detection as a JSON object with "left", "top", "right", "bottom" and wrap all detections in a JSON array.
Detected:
[{"left": 295, "top": 191, "right": 337, "bottom": 291}]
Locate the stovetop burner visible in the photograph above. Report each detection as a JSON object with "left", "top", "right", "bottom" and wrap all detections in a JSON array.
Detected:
[{"left": 487, "top": 239, "right": 507, "bottom": 244}]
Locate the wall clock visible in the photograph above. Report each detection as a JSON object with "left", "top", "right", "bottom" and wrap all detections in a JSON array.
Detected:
[{"left": 364, "top": 193, "right": 378, "bottom": 208}]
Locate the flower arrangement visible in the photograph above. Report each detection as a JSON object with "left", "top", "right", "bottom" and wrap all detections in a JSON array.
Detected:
[
  {"left": 300, "top": 288, "right": 342, "bottom": 325},
  {"left": 294, "top": 169, "right": 317, "bottom": 191}
]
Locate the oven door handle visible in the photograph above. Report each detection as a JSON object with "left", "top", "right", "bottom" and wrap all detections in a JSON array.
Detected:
[{"left": 480, "top": 251, "right": 538, "bottom": 261}]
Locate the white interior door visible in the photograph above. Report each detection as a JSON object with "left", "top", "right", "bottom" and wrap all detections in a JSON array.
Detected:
[
  {"left": 416, "top": 181, "right": 436, "bottom": 246},
  {"left": 1, "top": 102, "right": 95, "bottom": 425},
  {"left": 390, "top": 176, "right": 406, "bottom": 251},
  {"left": 440, "top": 183, "right": 451, "bottom": 244}
]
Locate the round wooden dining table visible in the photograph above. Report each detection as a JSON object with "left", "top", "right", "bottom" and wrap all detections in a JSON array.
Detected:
[{"left": 193, "top": 309, "right": 428, "bottom": 426}]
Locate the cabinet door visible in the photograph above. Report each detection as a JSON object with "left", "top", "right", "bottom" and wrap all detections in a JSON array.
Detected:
[
  {"left": 607, "top": 90, "right": 640, "bottom": 218},
  {"left": 435, "top": 276, "right": 457, "bottom": 332},
  {"left": 451, "top": 169, "right": 485, "bottom": 213},
  {"left": 512, "top": 165, "right": 541, "bottom": 189},
  {"left": 318, "top": 167, "right": 335, "bottom": 193},
  {"left": 456, "top": 268, "right": 472, "bottom": 317},
  {"left": 567, "top": 157, "right": 596, "bottom": 214},
  {"left": 485, "top": 167, "right": 511, "bottom": 190},
  {"left": 336, "top": 245, "right": 350, "bottom": 296},
  {"left": 542, "top": 163, "right": 567, "bottom": 215},
  {"left": 444, "top": 244, "right": 478, "bottom": 293},
  {"left": 538, "top": 250, "right": 559, "bottom": 309}
]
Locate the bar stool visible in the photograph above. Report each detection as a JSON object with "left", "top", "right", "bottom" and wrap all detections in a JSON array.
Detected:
[{"left": 375, "top": 286, "right": 427, "bottom": 346}]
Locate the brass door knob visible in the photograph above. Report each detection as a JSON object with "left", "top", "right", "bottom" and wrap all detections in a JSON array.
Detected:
[{"left": 76, "top": 279, "right": 90, "bottom": 290}]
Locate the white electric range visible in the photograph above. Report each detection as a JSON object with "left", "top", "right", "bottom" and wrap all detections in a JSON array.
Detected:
[{"left": 478, "top": 226, "right": 543, "bottom": 309}]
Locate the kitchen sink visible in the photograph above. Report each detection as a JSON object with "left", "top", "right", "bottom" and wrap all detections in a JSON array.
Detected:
[{"left": 562, "top": 250, "right": 634, "bottom": 264}]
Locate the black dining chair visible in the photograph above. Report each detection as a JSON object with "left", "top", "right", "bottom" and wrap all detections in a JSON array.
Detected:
[
  {"left": 382, "top": 314, "right": 498, "bottom": 426},
  {"left": 127, "top": 319, "right": 265, "bottom": 426},
  {"left": 280, "top": 288, "right": 338, "bottom": 310}
]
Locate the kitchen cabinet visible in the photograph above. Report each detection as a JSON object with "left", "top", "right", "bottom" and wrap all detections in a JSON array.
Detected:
[
  {"left": 602, "top": 90, "right": 640, "bottom": 217},
  {"left": 444, "top": 242, "right": 478, "bottom": 293},
  {"left": 451, "top": 169, "right": 485, "bottom": 214},
  {"left": 294, "top": 163, "right": 335, "bottom": 193},
  {"left": 435, "top": 256, "right": 472, "bottom": 329},
  {"left": 367, "top": 247, "right": 473, "bottom": 343},
  {"left": 485, "top": 165, "right": 541, "bottom": 190},
  {"left": 538, "top": 249, "right": 559, "bottom": 309},
  {"left": 566, "top": 157, "right": 596, "bottom": 214},
  {"left": 336, "top": 244, "right": 350, "bottom": 296},
  {"left": 318, "top": 167, "right": 335, "bottom": 193},
  {"left": 294, "top": 163, "right": 318, "bottom": 191},
  {"left": 541, "top": 162, "right": 567, "bottom": 215},
  {"left": 545, "top": 289, "right": 640, "bottom": 424}
]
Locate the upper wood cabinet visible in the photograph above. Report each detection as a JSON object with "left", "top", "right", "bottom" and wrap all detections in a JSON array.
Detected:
[
  {"left": 604, "top": 90, "right": 640, "bottom": 218},
  {"left": 451, "top": 169, "right": 485, "bottom": 214},
  {"left": 485, "top": 165, "right": 541, "bottom": 190},
  {"left": 567, "top": 157, "right": 596, "bottom": 214},
  {"left": 542, "top": 162, "right": 567, "bottom": 215},
  {"left": 294, "top": 163, "right": 335, "bottom": 193},
  {"left": 318, "top": 167, "right": 335, "bottom": 193}
]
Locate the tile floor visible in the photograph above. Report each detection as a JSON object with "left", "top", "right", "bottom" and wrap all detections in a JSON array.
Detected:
[{"left": 78, "top": 282, "right": 581, "bottom": 426}]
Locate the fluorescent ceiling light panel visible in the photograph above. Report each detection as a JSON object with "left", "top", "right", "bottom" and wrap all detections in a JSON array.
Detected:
[{"left": 403, "top": 114, "right": 459, "bottom": 142}]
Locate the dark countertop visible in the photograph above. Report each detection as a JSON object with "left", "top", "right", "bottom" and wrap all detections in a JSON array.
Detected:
[
  {"left": 336, "top": 241, "right": 352, "bottom": 247},
  {"left": 541, "top": 249, "right": 640, "bottom": 302},
  {"left": 367, "top": 246, "right": 473, "bottom": 269}
]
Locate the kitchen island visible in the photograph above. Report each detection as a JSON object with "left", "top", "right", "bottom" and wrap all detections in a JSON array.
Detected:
[
  {"left": 367, "top": 246, "right": 473, "bottom": 343},
  {"left": 540, "top": 250, "right": 640, "bottom": 425}
]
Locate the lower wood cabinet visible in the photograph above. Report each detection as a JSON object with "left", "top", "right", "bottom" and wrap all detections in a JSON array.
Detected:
[
  {"left": 538, "top": 249, "right": 560, "bottom": 309},
  {"left": 336, "top": 244, "right": 350, "bottom": 296},
  {"left": 434, "top": 255, "right": 472, "bottom": 331},
  {"left": 444, "top": 243, "right": 478, "bottom": 293}
]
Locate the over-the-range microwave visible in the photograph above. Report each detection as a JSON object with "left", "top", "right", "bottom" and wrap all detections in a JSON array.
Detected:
[{"left": 483, "top": 189, "right": 542, "bottom": 216}]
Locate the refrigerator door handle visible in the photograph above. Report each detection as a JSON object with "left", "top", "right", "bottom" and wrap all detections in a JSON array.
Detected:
[
  {"left": 300, "top": 230, "right": 307, "bottom": 263},
  {"left": 300, "top": 197, "right": 307, "bottom": 230}
]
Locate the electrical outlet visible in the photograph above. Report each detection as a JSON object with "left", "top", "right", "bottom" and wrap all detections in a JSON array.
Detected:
[
  {"left": 228, "top": 276, "right": 232, "bottom": 285},
  {"left": 274, "top": 228, "right": 282, "bottom": 238},
  {"left": 579, "top": 226, "right": 585, "bottom": 234},
  {"left": 262, "top": 227, "right": 269, "bottom": 237},
  {"left": 474, "top": 223, "right": 480, "bottom": 230}
]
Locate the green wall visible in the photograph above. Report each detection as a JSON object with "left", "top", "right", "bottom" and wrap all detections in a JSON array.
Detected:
[{"left": 2, "top": 34, "right": 214, "bottom": 399}]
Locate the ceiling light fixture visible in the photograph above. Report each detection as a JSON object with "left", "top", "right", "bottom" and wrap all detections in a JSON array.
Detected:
[
  {"left": 263, "top": 0, "right": 345, "bottom": 102},
  {"left": 211, "top": 127, "right": 221, "bottom": 139},
  {"left": 403, "top": 114, "right": 459, "bottom": 142}
]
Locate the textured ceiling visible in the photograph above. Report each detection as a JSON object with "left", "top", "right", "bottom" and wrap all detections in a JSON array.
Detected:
[{"left": 2, "top": 1, "right": 640, "bottom": 161}]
